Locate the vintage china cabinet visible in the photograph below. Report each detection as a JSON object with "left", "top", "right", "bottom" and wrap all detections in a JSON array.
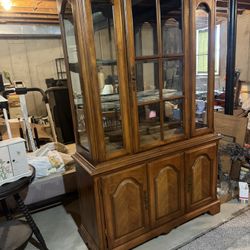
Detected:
[{"left": 58, "top": 0, "right": 220, "bottom": 249}]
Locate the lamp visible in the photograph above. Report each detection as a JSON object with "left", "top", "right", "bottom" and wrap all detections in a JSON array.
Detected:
[{"left": 1, "top": 0, "right": 12, "bottom": 11}]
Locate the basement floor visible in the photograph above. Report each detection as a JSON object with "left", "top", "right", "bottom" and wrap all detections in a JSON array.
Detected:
[{"left": 23, "top": 199, "right": 248, "bottom": 250}]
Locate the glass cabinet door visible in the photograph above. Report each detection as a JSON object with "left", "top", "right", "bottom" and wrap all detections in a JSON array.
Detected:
[
  {"left": 62, "top": 2, "right": 90, "bottom": 151},
  {"left": 195, "top": 5, "right": 209, "bottom": 129},
  {"left": 192, "top": 1, "right": 215, "bottom": 135},
  {"left": 125, "top": 0, "right": 186, "bottom": 150},
  {"left": 89, "top": 0, "right": 130, "bottom": 157}
]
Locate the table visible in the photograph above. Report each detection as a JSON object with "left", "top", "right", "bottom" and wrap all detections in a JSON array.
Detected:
[{"left": 0, "top": 166, "right": 48, "bottom": 250}]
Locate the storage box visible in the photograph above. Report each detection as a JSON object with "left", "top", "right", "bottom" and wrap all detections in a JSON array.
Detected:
[{"left": 0, "top": 138, "right": 31, "bottom": 186}]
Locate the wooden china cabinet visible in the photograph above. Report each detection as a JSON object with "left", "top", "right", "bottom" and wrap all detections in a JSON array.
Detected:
[{"left": 57, "top": 0, "right": 220, "bottom": 249}]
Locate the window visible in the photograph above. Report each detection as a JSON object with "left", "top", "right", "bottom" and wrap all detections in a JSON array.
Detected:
[{"left": 196, "top": 25, "right": 220, "bottom": 75}]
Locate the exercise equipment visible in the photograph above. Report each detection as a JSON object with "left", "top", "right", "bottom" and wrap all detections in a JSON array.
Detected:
[
  {"left": 0, "top": 95, "right": 12, "bottom": 139},
  {"left": 2, "top": 86, "right": 57, "bottom": 151}
]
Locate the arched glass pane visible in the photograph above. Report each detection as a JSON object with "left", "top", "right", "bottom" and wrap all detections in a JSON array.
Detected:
[
  {"left": 162, "top": 18, "right": 183, "bottom": 55},
  {"left": 132, "top": 1, "right": 158, "bottom": 57},
  {"left": 161, "top": 0, "right": 183, "bottom": 56},
  {"left": 195, "top": 4, "right": 209, "bottom": 129}
]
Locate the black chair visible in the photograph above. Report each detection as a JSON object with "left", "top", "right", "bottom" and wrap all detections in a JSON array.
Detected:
[
  {"left": 0, "top": 167, "right": 48, "bottom": 250},
  {"left": 0, "top": 220, "right": 32, "bottom": 250}
]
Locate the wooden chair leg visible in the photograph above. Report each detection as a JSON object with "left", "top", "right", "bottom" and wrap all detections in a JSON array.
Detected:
[{"left": 13, "top": 193, "right": 48, "bottom": 250}]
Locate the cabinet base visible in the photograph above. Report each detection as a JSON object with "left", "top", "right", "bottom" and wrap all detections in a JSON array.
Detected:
[
  {"left": 208, "top": 201, "right": 221, "bottom": 215},
  {"left": 79, "top": 224, "right": 99, "bottom": 250},
  {"left": 78, "top": 199, "right": 220, "bottom": 250}
]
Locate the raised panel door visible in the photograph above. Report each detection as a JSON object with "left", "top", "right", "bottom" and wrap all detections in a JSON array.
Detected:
[
  {"left": 148, "top": 153, "right": 184, "bottom": 227},
  {"left": 185, "top": 143, "right": 217, "bottom": 211},
  {"left": 101, "top": 165, "right": 148, "bottom": 248}
]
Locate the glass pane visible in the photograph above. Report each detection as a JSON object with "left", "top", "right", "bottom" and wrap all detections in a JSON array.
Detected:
[
  {"left": 138, "top": 103, "right": 161, "bottom": 145},
  {"left": 136, "top": 61, "right": 160, "bottom": 104},
  {"left": 161, "top": 0, "right": 183, "bottom": 54},
  {"left": 195, "top": 4, "right": 209, "bottom": 129},
  {"left": 63, "top": 4, "right": 89, "bottom": 150},
  {"left": 91, "top": 0, "right": 124, "bottom": 153},
  {"left": 163, "top": 59, "right": 183, "bottom": 96},
  {"left": 163, "top": 99, "right": 184, "bottom": 139},
  {"left": 132, "top": 0, "right": 158, "bottom": 57}
]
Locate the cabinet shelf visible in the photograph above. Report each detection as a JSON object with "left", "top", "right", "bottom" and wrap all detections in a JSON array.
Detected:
[
  {"left": 135, "top": 53, "right": 184, "bottom": 61},
  {"left": 97, "top": 59, "right": 117, "bottom": 66}
]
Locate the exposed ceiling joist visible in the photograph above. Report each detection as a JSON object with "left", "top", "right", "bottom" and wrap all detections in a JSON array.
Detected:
[
  {"left": 0, "top": 0, "right": 249, "bottom": 24},
  {"left": 0, "top": 0, "right": 58, "bottom": 24}
]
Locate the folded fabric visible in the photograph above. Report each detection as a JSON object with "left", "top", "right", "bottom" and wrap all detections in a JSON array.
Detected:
[
  {"left": 31, "top": 142, "right": 68, "bottom": 157},
  {"left": 28, "top": 156, "right": 51, "bottom": 178},
  {"left": 28, "top": 152, "right": 65, "bottom": 179}
]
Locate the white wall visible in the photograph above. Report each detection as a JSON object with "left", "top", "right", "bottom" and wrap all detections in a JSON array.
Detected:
[
  {"left": 216, "top": 12, "right": 250, "bottom": 92},
  {"left": 236, "top": 13, "right": 250, "bottom": 83},
  {"left": 0, "top": 38, "right": 64, "bottom": 116},
  {"left": 218, "top": 13, "right": 250, "bottom": 102},
  {"left": 217, "top": 20, "right": 227, "bottom": 90}
]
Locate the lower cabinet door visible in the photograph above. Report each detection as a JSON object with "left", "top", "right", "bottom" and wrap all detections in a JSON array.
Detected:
[
  {"left": 185, "top": 143, "right": 217, "bottom": 211},
  {"left": 101, "top": 164, "right": 149, "bottom": 248},
  {"left": 148, "top": 153, "right": 185, "bottom": 227}
]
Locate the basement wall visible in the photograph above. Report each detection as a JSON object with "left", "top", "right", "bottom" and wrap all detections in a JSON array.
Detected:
[
  {"left": 236, "top": 13, "right": 250, "bottom": 83},
  {"left": 216, "top": 12, "right": 250, "bottom": 103},
  {"left": 0, "top": 38, "right": 64, "bottom": 116}
]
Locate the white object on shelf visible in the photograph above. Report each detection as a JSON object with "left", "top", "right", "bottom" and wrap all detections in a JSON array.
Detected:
[
  {"left": 239, "top": 182, "right": 249, "bottom": 202},
  {"left": 102, "top": 85, "right": 113, "bottom": 95},
  {"left": 0, "top": 138, "right": 31, "bottom": 186}
]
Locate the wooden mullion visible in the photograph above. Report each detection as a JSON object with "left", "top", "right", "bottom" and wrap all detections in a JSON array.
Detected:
[
  {"left": 153, "top": 24, "right": 159, "bottom": 90},
  {"left": 163, "top": 95, "right": 185, "bottom": 101},
  {"left": 138, "top": 99, "right": 161, "bottom": 106},
  {"left": 162, "top": 54, "right": 184, "bottom": 60},
  {"left": 136, "top": 27, "right": 144, "bottom": 91},
  {"left": 135, "top": 54, "right": 184, "bottom": 61},
  {"left": 182, "top": 0, "right": 190, "bottom": 140},
  {"left": 207, "top": 0, "right": 216, "bottom": 132},
  {"left": 135, "top": 55, "right": 160, "bottom": 61},
  {"left": 190, "top": 0, "right": 197, "bottom": 136},
  {"left": 123, "top": 0, "right": 140, "bottom": 152},
  {"left": 156, "top": 0, "right": 164, "bottom": 141}
]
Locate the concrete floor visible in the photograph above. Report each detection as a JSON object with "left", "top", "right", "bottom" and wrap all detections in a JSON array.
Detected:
[{"left": 25, "top": 200, "right": 248, "bottom": 250}]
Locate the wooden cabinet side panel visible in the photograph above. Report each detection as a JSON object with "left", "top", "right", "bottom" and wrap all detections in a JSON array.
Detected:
[
  {"left": 101, "top": 164, "right": 148, "bottom": 248},
  {"left": 148, "top": 153, "right": 185, "bottom": 227},
  {"left": 76, "top": 164, "right": 100, "bottom": 248}
]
